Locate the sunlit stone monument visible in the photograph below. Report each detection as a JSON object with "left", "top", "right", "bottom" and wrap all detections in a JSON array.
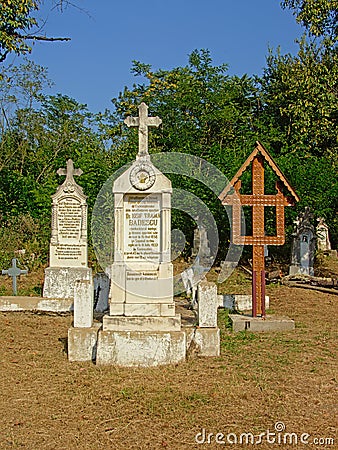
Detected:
[
  {"left": 43, "top": 159, "right": 92, "bottom": 298},
  {"left": 96, "top": 103, "right": 186, "bottom": 366}
]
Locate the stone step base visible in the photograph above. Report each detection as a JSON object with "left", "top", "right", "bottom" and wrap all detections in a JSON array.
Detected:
[
  {"left": 102, "top": 314, "right": 181, "bottom": 331},
  {"left": 0, "top": 296, "right": 73, "bottom": 312},
  {"left": 68, "top": 325, "right": 221, "bottom": 365},
  {"left": 96, "top": 330, "right": 186, "bottom": 367},
  {"left": 229, "top": 314, "right": 295, "bottom": 332}
]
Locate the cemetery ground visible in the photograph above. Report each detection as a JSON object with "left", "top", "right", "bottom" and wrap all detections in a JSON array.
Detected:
[{"left": 0, "top": 259, "right": 337, "bottom": 449}]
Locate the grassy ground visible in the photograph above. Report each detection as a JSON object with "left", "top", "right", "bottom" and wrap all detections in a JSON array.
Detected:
[{"left": 0, "top": 260, "right": 337, "bottom": 449}]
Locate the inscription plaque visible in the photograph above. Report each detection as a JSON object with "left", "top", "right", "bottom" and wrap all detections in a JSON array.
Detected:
[{"left": 124, "top": 194, "right": 161, "bottom": 263}]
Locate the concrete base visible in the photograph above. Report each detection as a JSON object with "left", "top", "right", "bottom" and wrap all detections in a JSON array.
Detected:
[
  {"left": 96, "top": 330, "right": 186, "bottom": 367},
  {"left": 218, "top": 294, "right": 270, "bottom": 311},
  {"left": 185, "top": 327, "right": 220, "bottom": 357},
  {"left": 68, "top": 323, "right": 101, "bottom": 362},
  {"left": 229, "top": 314, "right": 295, "bottom": 332},
  {"left": 102, "top": 314, "right": 181, "bottom": 331},
  {"left": 0, "top": 296, "right": 73, "bottom": 312},
  {"left": 43, "top": 267, "right": 92, "bottom": 299}
]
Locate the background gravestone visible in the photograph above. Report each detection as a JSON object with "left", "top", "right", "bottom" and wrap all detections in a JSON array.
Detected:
[
  {"left": 289, "top": 207, "right": 316, "bottom": 276},
  {"left": 316, "top": 218, "right": 331, "bottom": 252},
  {"left": 43, "top": 159, "right": 92, "bottom": 298}
]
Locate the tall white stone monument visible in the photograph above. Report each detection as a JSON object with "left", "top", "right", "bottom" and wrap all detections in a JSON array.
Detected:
[
  {"left": 43, "top": 159, "right": 92, "bottom": 298},
  {"left": 96, "top": 103, "right": 186, "bottom": 366},
  {"left": 68, "top": 103, "right": 220, "bottom": 366}
]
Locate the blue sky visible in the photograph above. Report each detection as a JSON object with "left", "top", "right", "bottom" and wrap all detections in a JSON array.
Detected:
[{"left": 9, "top": 0, "right": 303, "bottom": 113}]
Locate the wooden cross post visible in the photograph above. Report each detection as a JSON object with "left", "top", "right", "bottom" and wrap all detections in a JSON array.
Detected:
[
  {"left": 124, "top": 102, "right": 162, "bottom": 157},
  {"left": 2, "top": 258, "right": 28, "bottom": 296},
  {"left": 219, "top": 142, "right": 299, "bottom": 318}
]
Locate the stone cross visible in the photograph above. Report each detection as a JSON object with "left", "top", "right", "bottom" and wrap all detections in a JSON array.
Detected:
[
  {"left": 2, "top": 258, "right": 28, "bottom": 295},
  {"left": 124, "top": 102, "right": 162, "bottom": 157},
  {"left": 57, "top": 159, "right": 83, "bottom": 183}
]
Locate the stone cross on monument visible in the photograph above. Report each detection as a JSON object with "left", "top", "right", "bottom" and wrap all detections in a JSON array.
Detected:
[
  {"left": 2, "top": 258, "right": 28, "bottom": 296},
  {"left": 57, "top": 159, "right": 83, "bottom": 188},
  {"left": 124, "top": 102, "right": 162, "bottom": 158}
]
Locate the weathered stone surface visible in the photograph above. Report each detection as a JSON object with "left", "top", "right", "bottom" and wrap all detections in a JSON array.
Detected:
[
  {"left": 43, "top": 267, "right": 92, "bottom": 299},
  {"left": 197, "top": 281, "right": 218, "bottom": 327},
  {"left": 0, "top": 296, "right": 73, "bottom": 312},
  {"left": 93, "top": 272, "right": 110, "bottom": 312},
  {"left": 185, "top": 327, "right": 220, "bottom": 357},
  {"left": 96, "top": 330, "right": 186, "bottom": 367},
  {"left": 68, "top": 323, "right": 101, "bottom": 362},
  {"left": 229, "top": 314, "right": 295, "bottom": 332},
  {"left": 102, "top": 314, "right": 181, "bottom": 332},
  {"left": 218, "top": 294, "right": 270, "bottom": 311},
  {"left": 73, "top": 279, "right": 94, "bottom": 328}
]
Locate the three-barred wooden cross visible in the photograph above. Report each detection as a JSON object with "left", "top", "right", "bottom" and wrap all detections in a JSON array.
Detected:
[{"left": 219, "top": 141, "right": 299, "bottom": 317}]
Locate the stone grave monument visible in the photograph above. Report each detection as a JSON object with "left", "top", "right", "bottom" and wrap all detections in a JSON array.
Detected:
[
  {"left": 43, "top": 159, "right": 92, "bottom": 299},
  {"left": 289, "top": 207, "right": 316, "bottom": 276},
  {"left": 316, "top": 218, "right": 332, "bottom": 252},
  {"left": 191, "top": 221, "right": 212, "bottom": 267},
  {"left": 68, "top": 103, "right": 220, "bottom": 365},
  {"left": 95, "top": 102, "right": 185, "bottom": 366}
]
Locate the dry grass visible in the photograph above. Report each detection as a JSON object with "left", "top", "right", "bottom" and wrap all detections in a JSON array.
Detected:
[{"left": 0, "top": 262, "right": 337, "bottom": 449}]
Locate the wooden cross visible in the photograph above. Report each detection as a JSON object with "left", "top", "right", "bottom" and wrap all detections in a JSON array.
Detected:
[
  {"left": 219, "top": 142, "right": 299, "bottom": 317},
  {"left": 124, "top": 102, "right": 162, "bottom": 157},
  {"left": 2, "top": 258, "right": 28, "bottom": 296},
  {"left": 57, "top": 159, "right": 83, "bottom": 181}
]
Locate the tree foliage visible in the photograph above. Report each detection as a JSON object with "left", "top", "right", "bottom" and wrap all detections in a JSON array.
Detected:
[
  {"left": 281, "top": 0, "right": 338, "bottom": 43},
  {"left": 0, "top": 0, "right": 70, "bottom": 63}
]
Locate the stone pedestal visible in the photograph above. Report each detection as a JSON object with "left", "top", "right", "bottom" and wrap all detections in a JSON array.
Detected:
[
  {"left": 68, "top": 323, "right": 101, "bottom": 362},
  {"left": 96, "top": 330, "right": 186, "bottom": 367}
]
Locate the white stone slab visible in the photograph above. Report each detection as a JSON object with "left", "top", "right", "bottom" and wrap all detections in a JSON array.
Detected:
[
  {"left": 73, "top": 279, "right": 94, "bottom": 328},
  {"left": 43, "top": 267, "right": 92, "bottom": 299},
  {"left": 198, "top": 281, "right": 218, "bottom": 328},
  {"left": 0, "top": 296, "right": 73, "bottom": 312},
  {"left": 218, "top": 294, "right": 270, "bottom": 311}
]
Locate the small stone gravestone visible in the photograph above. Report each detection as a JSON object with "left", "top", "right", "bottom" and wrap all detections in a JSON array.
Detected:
[
  {"left": 316, "top": 218, "right": 331, "bottom": 252},
  {"left": 289, "top": 207, "right": 316, "bottom": 276},
  {"left": 191, "top": 221, "right": 212, "bottom": 267},
  {"left": 43, "top": 159, "right": 92, "bottom": 298}
]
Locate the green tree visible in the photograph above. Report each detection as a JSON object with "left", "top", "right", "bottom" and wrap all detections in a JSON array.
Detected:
[
  {"left": 281, "top": 0, "right": 338, "bottom": 43},
  {"left": 0, "top": 0, "right": 70, "bottom": 63}
]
